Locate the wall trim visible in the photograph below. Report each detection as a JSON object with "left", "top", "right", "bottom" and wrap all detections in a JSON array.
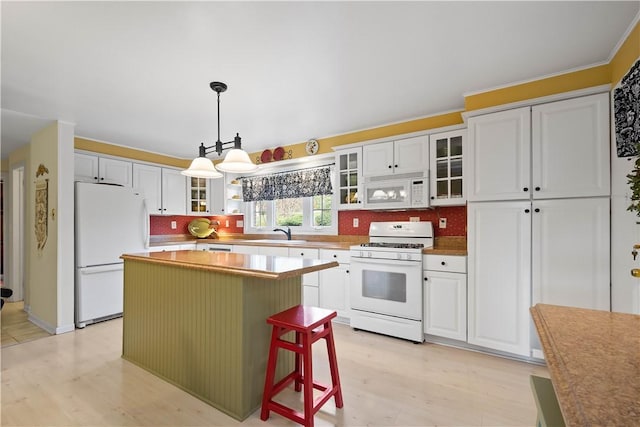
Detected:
[{"left": 28, "top": 312, "right": 56, "bottom": 335}]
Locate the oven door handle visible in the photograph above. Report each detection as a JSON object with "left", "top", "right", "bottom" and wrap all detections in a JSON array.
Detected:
[{"left": 350, "top": 258, "right": 422, "bottom": 267}]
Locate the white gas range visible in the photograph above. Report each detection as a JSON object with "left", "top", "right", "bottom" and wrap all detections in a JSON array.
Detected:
[{"left": 349, "top": 221, "right": 433, "bottom": 343}]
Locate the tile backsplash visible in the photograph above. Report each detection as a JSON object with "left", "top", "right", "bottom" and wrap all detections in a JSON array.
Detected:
[
  {"left": 150, "top": 215, "right": 245, "bottom": 235},
  {"left": 150, "top": 206, "right": 466, "bottom": 237},
  {"left": 338, "top": 206, "right": 466, "bottom": 236}
]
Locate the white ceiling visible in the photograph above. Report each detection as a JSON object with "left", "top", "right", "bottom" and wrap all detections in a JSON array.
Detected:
[{"left": 2, "top": 1, "right": 639, "bottom": 161}]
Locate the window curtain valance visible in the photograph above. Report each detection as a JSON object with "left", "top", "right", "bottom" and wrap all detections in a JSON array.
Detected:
[{"left": 241, "top": 166, "right": 333, "bottom": 202}]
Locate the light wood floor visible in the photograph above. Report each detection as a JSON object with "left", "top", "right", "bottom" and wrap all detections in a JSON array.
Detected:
[
  {"left": 1, "top": 301, "right": 51, "bottom": 347},
  {"left": 1, "top": 317, "right": 548, "bottom": 426}
]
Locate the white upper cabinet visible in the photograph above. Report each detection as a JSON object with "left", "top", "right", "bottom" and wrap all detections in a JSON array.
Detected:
[
  {"left": 429, "top": 129, "right": 466, "bottom": 206},
  {"left": 335, "top": 147, "right": 363, "bottom": 210},
  {"left": 466, "top": 107, "right": 531, "bottom": 201},
  {"left": 187, "top": 176, "right": 211, "bottom": 215},
  {"left": 362, "top": 135, "right": 429, "bottom": 177},
  {"left": 531, "top": 93, "right": 610, "bottom": 199},
  {"left": 161, "top": 168, "right": 187, "bottom": 216},
  {"left": 467, "top": 93, "right": 610, "bottom": 202},
  {"left": 209, "top": 176, "right": 226, "bottom": 215},
  {"left": 133, "top": 163, "right": 162, "bottom": 213},
  {"left": 133, "top": 164, "right": 186, "bottom": 216},
  {"left": 75, "top": 153, "right": 133, "bottom": 187}
]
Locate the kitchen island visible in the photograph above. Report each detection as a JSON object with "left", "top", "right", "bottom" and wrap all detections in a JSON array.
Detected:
[
  {"left": 120, "top": 250, "right": 338, "bottom": 421},
  {"left": 530, "top": 304, "right": 640, "bottom": 427}
]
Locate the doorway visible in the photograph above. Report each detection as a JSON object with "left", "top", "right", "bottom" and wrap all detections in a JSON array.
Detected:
[{"left": 10, "top": 165, "right": 24, "bottom": 303}]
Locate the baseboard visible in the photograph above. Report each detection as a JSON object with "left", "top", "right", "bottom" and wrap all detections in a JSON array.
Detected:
[
  {"left": 28, "top": 313, "right": 56, "bottom": 334},
  {"left": 27, "top": 313, "right": 74, "bottom": 335}
]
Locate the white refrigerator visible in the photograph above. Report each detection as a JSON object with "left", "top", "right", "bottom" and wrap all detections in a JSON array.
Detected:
[{"left": 75, "top": 182, "right": 148, "bottom": 328}]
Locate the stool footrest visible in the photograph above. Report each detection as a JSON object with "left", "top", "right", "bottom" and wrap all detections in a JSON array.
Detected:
[{"left": 263, "top": 380, "right": 338, "bottom": 421}]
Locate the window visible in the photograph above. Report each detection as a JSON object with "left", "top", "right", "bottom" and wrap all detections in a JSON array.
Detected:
[
  {"left": 246, "top": 194, "right": 336, "bottom": 234},
  {"left": 243, "top": 162, "right": 337, "bottom": 235}
]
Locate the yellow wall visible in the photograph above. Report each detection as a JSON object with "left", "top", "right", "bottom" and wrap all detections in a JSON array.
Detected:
[
  {"left": 29, "top": 123, "right": 60, "bottom": 328},
  {"left": 74, "top": 137, "right": 189, "bottom": 168},
  {"left": 610, "top": 20, "right": 639, "bottom": 86},
  {"left": 464, "top": 65, "right": 611, "bottom": 112}
]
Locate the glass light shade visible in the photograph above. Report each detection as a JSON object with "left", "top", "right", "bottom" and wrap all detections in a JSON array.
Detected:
[
  {"left": 181, "top": 157, "right": 223, "bottom": 178},
  {"left": 215, "top": 148, "right": 258, "bottom": 173}
]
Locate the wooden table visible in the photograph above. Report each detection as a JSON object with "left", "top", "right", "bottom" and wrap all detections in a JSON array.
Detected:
[
  {"left": 530, "top": 304, "right": 640, "bottom": 426},
  {"left": 120, "top": 250, "right": 338, "bottom": 421}
]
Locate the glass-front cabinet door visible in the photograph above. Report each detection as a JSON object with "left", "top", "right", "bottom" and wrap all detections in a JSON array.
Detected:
[
  {"left": 429, "top": 129, "right": 466, "bottom": 206},
  {"left": 188, "top": 177, "right": 210, "bottom": 214},
  {"left": 335, "top": 147, "right": 363, "bottom": 210}
]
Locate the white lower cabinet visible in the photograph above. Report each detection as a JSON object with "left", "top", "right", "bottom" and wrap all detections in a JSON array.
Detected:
[
  {"left": 467, "top": 201, "right": 532, "bottom": 357},
  {"left": 288, "top": 248, "right": 319, "bottom": 306},
  {"left": 318, "top": 249, "right": 350, "bottom": 319},
  {"left": 467, "top": 197, "right": 610, "bottom": 358},
  {"left": 423, "top": 255, "right": 467, "bottom": 341},
  {"left": 232, "top": 245, "right": 289, "bottom": 256}
]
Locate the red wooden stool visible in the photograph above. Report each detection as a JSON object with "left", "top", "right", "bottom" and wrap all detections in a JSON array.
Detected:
[{"left": 260, "top": 305, "right": 343, "bottom": 427}]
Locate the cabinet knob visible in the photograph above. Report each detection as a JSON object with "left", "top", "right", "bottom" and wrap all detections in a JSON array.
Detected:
[
  {"left": 441, "top": 261, "right": 446, "bottom": 266},
  {"left": 430, "top": 196, "right": 435, "bottom": 200},
  {"left": 394, "top": 164, "right": 398, "bottom": 168},
  {"left": 333, "top": 254, "right": 337, "bottom": 258},
  {"left": 535, "top": 187, "right": 541, "bottom": 191},
  {"left": 388, "top": 165, "right": 392, "bottom": 169},
  {"left": 424, "top": 277, "right": 428, "bottom": 281},
  {"left": 534, "top": 208, "right": 540, "bottom": 213},
  {"left": 346, "top": 270, "right": 349, "bottom": 274},
  {"left": 523, "top": 187, "right": 529, "bottom": 192},
  {"left": 525, "top": 209, "right": 530, "bottom": 213},
  {"left": 93, "top": 176, "right": 98, "bottom": 180}
]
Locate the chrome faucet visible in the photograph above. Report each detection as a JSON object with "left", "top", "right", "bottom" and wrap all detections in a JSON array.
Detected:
[{"left": 273, "top": 226, "right": 292, "bottom": 240}]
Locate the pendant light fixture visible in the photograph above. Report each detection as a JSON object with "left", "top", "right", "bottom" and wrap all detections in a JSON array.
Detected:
[{"left": 182, "top": 81, "right": 258, "bottom": 178}]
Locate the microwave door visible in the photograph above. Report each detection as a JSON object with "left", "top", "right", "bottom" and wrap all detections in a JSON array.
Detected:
[{"left": 364, "top": 181, "right": 409, "bottom": 209}]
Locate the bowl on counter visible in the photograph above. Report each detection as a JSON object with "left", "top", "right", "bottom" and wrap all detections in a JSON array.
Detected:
[{"left": 188, "top": 218, "right": 218, "bottom": 239}]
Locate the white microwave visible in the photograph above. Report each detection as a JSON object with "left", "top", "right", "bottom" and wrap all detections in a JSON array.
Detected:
[{"left": 363, "top": 173, "right": 429, "bottom": 210}]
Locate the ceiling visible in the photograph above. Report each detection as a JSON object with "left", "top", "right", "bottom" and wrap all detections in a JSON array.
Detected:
[{"left": 2, "top": 1, "right": 639, "bottom": 161}]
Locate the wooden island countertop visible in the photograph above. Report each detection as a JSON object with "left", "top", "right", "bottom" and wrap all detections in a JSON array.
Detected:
[
  {"left": 530, "top": 304, "right": 640, "bottom": 427},
  {"left": 121, "top": 249, "right": 338, "bottom": 279},
  {"left": 120, "top": 250, "right": 338, "bottom": 421}
]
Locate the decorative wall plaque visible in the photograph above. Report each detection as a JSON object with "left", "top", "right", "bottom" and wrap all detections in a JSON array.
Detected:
[{"left": 35, "top": 164, "right": 49, "bottom": 251}]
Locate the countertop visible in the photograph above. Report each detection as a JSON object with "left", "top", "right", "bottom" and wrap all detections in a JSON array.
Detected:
[
  {"left": 121, "top": 250, "right": 339, "bottom": 280},
  {"left": 150, "top": 235, "right": 467, "bottom": 256},
  {"left": 530, "top": 304, "right": 640, "bottom": 427}
]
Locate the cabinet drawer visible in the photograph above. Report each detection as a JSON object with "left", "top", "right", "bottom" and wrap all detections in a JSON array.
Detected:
[
  {"left": 319, "top": 249, "right": 350, "bottom": 264},
  {"left": 424, "top": 255, "right": 466, "bottom": 273}
]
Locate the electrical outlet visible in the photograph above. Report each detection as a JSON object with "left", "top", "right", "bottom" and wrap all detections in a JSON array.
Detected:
[
  {"left": 409, "top": 217, "right": 420, "bottom": 222},
  {"left": 170, "top": 221, "right": 177, "bottom": 230},
  {"left": 225, "top": 220, "right": 229, "bottom": 227},
  {"left": 353, "top": 218, "right": 359, "bottom": 228},
  {"left": 236, "top": 220, "right": 244, "bottom": 228},
  {"left": 439, "top": 218, "right": 447, "bottom": 229}
]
